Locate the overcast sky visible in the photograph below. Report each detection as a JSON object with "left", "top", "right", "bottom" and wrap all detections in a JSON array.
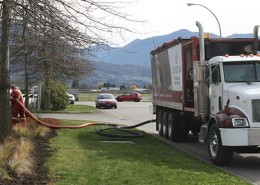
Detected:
[{"left": 114, "top": 0, "right": 260, "bottom": 46}]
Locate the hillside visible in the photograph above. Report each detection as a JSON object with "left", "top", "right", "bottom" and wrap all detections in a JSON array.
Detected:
[
  {"left": 82, "top": 29, "right": 254, "bottom": 86},
  {"left": 87, "top": 29, "right": 204, "bottom": 67},
  {"left": 80, "top": 61, "right": 151, "bottom": 87}
]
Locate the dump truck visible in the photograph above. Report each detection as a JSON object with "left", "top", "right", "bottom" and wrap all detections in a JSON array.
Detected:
[{"left": 150, "top": 22, "right": 260, "bottom": 166}]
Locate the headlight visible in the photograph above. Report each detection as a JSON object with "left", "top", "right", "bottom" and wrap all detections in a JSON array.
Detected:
[{"left": 232, "top": 118, "right": 249, "bottom": 127}]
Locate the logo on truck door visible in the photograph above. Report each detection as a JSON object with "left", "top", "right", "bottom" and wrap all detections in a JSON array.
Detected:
[{"left": 168, "top": 44, "right": 182, "bottom": 91}]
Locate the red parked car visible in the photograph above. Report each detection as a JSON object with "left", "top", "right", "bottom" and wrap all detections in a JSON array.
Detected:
[{"left": 116, "top": 92, "right": 142, "bottom": 102}]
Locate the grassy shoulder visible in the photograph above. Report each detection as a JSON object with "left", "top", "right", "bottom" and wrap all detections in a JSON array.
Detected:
[
  {"left": 32, "top": 104, "right": 97, "bottom": 114},
  {"left": 64, "top": 104, "right": 96, "bottom": 113},
  {"left": 47, "top": 120, "right": 251, "bottom": 185}
]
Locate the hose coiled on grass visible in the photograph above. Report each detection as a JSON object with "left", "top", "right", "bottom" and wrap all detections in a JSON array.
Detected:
[{"left": 96, "top": 119, "right": 156, "bottom": 138}]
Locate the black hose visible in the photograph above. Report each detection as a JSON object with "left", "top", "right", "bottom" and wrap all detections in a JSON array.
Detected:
[
  {"left": 96, "top": 119, "right": 156, "bottom": 138},
  {"left": 15, "top": 97, "right": 156, "bottom": 138}
]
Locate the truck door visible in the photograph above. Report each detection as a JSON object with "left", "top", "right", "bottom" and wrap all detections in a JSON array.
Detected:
[{"left": 209, "top": 64, "right": 223, "bottom": 114}]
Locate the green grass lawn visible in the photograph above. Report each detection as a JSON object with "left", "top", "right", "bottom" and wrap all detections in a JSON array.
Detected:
[
  {"left": 46, "top": 120, "right": 251, "bottom": 185},
  {"left": 64, "top": 104, "right": 97, "bottom": 113},
  {"left": 34, "top": 104, "right": 97, "bottom": 114}
]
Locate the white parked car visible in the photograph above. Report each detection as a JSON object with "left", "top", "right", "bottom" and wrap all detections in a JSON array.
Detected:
[
  {"left": 22, "top": 94, "right": 38, "bottom": 108},
  {"left": 67, "top": 93, "right": 75, "bottom": 104}
]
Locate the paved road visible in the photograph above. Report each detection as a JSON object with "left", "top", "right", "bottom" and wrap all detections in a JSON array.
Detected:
[
  {"left": 39, "top": 101, "right": 260, "bottom": 185},
  {"left": 39, "top": 101, "right": 156, "bottom": 132}
]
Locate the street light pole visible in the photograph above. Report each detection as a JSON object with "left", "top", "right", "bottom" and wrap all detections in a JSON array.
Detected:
[{"left": 187, "top": 3, "right": 222, "bottom": 38}]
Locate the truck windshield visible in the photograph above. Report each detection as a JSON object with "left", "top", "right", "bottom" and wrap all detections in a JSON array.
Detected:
[{"left": 223, "top": 61, "right": 260, "bottom": 83}]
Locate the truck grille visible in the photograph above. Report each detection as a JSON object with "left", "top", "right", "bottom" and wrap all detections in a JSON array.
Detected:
[{"left": 252, "top": 99, "right": 260, "bottom": 122}]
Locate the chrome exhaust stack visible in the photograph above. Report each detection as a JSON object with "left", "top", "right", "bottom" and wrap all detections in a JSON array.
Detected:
[
  {"left": 254, "top": 25, "right": 260, "bottom": 54},
  {"left": 193, "top": 21, "right": 209, "bottom": 122}
]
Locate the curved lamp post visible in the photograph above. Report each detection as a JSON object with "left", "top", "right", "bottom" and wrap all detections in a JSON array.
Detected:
[{"left": 187, "top": 3, "right": 222, "bottom": 38}]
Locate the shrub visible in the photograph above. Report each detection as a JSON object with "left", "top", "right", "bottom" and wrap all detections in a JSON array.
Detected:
[{"left": 42, "top": 80, "right": 68, "bottom": 111}]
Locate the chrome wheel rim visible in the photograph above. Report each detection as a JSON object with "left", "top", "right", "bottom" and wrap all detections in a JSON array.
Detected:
[
  {"left": 168, "top": 115, "right": 172, "bottom": 137},
  {"left": 162, "top": 114, "right": 167, "bottom": 135},
  {"left": 158, "top": 112, "right": 162, "bottom": 132},
  {"left": 210, "top": 132, "right": 218, "bottom": 158}
]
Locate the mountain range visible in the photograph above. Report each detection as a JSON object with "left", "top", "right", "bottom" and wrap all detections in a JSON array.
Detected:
[{"left": 80, "top": 29, "right": 254, "bottom": 87}]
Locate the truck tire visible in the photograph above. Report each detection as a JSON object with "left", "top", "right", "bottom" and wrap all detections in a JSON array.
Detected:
[
  {"left": 180, "top": 112, "right": 189, "bottom": 142},
  {"left": 162, "top": 112, "right": 169, "bottom": 138},
  {"left": 167, "top": 113, "right": 174, "bottom": 140},
  {"left": 157, "top": 110, "right": 163, "bottom": 136},
  {"left": 168, "top": 112, "right": 181, "bottom": 142},
  {"left": 208, "top": 123, "right": 234, "bottom": 166}
]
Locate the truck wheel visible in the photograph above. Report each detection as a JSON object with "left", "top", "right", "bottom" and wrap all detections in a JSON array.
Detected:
[
  {"left": 157, "top": 110, "right": 163, "bottom": 136},
  {"left": 169, "top": 112, "right": 181, "bottom": 142},
  {"left": 208, "top": 123, "right": 234, "bottom": 166},
  {"left": 162, "top": 112, "right": 168, "bottom": 138},
  {"left": 167, "top": 113, "right": 173, "bottom": 140},
  {"left": 180, "top": 112, "right": 189, "bottom": 142}
]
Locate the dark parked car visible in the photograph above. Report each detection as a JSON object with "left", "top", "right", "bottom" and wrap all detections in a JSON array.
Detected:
[
  {"left": 116, "top": 92, "right": 142, "bottom": 102},
  {"left": 95, "top": 93, "right": 117, "bottom": 109}
]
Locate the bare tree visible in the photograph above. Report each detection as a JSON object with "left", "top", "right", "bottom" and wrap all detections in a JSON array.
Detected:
[
  {"left": 0, "top": 0, "right": 140, "bottom": 140},
  {"left": 10, "top": 25, "right": 93, "bottom": 110},
  {"left": 0, "top": 0, "right": 12, "bottom": 141}
]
